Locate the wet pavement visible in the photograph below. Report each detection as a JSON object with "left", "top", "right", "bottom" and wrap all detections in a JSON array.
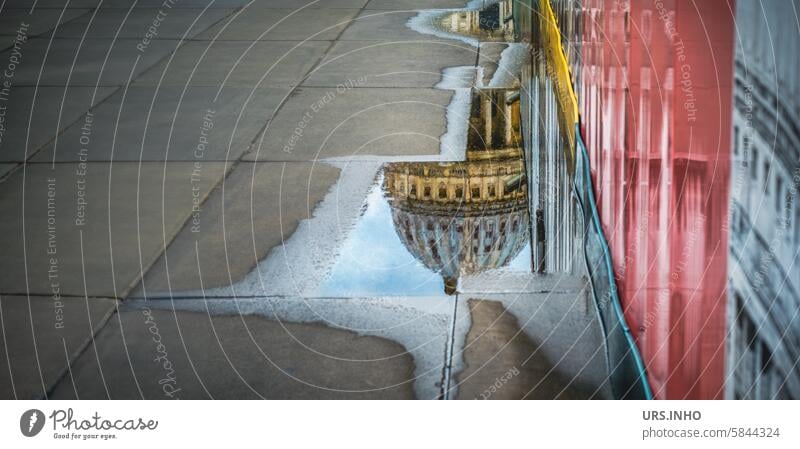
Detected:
[{"left": 0, "top": 0, "right": 611, "bottom": 399}]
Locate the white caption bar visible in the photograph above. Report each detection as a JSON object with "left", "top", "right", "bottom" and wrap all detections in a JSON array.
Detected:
[{"left": 1, "top": 400, "right": 797, "bottom": 448}]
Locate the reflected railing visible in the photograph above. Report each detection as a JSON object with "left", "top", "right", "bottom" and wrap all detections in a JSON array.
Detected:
[{"left": 516, "top": 0, "right": 653, "bottom": 399}]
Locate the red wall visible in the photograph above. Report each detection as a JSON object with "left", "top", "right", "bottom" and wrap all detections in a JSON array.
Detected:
[{"left": 576, "top": 0, "right": 735, "bottom": 399}]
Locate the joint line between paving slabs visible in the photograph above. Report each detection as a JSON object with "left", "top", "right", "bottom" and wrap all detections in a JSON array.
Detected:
[{"left": 441, "top": 293, "right": 459, "bottom": 400}]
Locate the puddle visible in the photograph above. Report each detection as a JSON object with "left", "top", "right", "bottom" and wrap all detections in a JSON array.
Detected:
[
  {"left": 135, "top": 0, "right": 545, "bottom": 400},
  {"left": 141, "top": 0, "right": 533, "bottom": 300},
  {"left": 437, "top": 1, "right": 515, "bottom": 42},
  {"left": 407, "top": 0, "right": 515, "bottom": 46}
]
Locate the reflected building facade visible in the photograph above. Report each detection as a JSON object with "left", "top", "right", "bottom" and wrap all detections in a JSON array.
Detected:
[
  {"left": 382, "top": 89, "right": 529, "bottom": 295},
  {"left": 517, "top": 0, "right": 735, "bottom": 399},
  {"left": 437, "top": 0, "right": 515, "bottom": 41}
]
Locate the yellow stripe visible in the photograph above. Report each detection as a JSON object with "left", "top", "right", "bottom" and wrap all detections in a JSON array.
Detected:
[{"left": 538, "top": 0, "right": 579, "bottom": 156}]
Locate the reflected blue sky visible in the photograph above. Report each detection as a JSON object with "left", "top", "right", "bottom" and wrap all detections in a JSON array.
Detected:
[{"left": 319, "top": 175, "right": 531, "bottom": 297}]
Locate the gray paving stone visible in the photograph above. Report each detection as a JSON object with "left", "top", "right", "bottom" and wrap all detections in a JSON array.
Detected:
[
  {"left": 0, "top": 162, "right": 228, "bottom": 297},
  {"left": 365, "top": 0, "right": 469, "bottom": 9},
  {"left": 33, "top": 85, "right": 289, "bottom": 162},
  {"left": 197, "top": 7, "right": 360, "bottom": 41},
  {"left": 339, "top": 9, "right": 431, "bottom": 41},
  {"left": 0, "top": 163, "right": 16, "bottom": 179},
  {"left": 0, "top": 37, "right": 181, "bottom": 86},
  {"left": 302, "top": 40, "right": 476, "bottom": 88},
  {"left": 99, "top": 0, "right": 250, "bottom": 7},
  {"left": 0, "top": 8, "right": 90, "bottom": 51},
  {"left": 133, "top": 40, "right": 329, "bottom": 87},
  {"left": 137, "top": 162, "right": 341, "bottom": 295},
  {"left": 242, "top": 87, "right": 451, "bottom": 161},
  {"left": 0, "top": 86, "right": 118, "bottom": 162},
  {"left": 0, "top": 294, "right": 117, "bottom": 399},
  {"left": 2, "top": 0, "right": 101, "bottom": 7},
  {"left": 452, "top": 291, "right": 613, "bottom": 399},
  {"left": 50, "top": 7, "right": 234, "bottom": 39},
  {"left": 50, "top": 307, "right": 416, "bottom": 399},
  {"left": 217, "top": 0, "right": 370, "bottom": 8}
]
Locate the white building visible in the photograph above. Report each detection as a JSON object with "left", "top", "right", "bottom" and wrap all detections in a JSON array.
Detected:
[{"left": 727, "top": 0, "right": 800, "bottom": 399}]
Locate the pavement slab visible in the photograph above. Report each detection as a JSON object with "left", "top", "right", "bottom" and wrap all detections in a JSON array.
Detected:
[
  {"left": 302, "top": 40, "right": 477, "bottom": 88},
  {"left": 136, "top": 161, "right": 341, "bottom": 295},
  {"left": 197, "top": 7, "right": 361, "bottom": 41},
  {"left": 133, "top": 40, "right": 330, "bottom": 87},
  {"left": 1, "top": 0, "right": 101, "bottom": 8},
  {"left": 0, "top": 8, "right": 90, "bottom": 51},
  {"left": 0, "top": 294, "right": 118, "bottom": 399},
  {"left": 0, "top": 86, "right": 118, "bottom": 162},
  {"left": 50, "top": 305, "right": 418, "bottom": 399},
  {"left": 0, "top": 37, "right": 182, "bottom": 86},
  {"left": 365, "top": 0, "right": 470, "bottom": 10},
  {"left": 243, "top": 87, "right": 452, "bottom": 161},
  {"left": 50, "top": 7, "right": 234, "bottom": 40},
  {"left": 33, "top": 85, "right": 289, "bottom": 162},
  {"left": 339, "top": 9, "right": 436, "bottom": 41},
  {"left": 222, "top": 0, "right": 371, "bottom": 9},
  {"left": 98, "top": 0, "right": 251, "bottom": 8},
  {"left": 0, "top": 163, "right": 16, "bottom": 179},
  {"left": 452, "top": 291, "right": 613, "bottom": 399},
  {"left": 0, "top": 162, "right": 228, "bottom": 298}
]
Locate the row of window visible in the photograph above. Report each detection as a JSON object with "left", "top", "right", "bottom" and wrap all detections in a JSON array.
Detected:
[
  {"left": 730, "top": 294, "right": 793, "bottom": 399},
  {"left": 403, "top": 181, "right": 504, "bottom": 200},
  {"left": 733, "top": 125, "right": 799, "bottom": 245}
]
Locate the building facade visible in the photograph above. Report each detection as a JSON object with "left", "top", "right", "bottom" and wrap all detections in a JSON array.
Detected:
[{"left": 726, "top": 0, "right": 800, "bottom": 399}]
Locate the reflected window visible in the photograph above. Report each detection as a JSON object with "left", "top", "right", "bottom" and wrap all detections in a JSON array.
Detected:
[{"left": 796, "top": 209, "right": 800, "bottom": 246}]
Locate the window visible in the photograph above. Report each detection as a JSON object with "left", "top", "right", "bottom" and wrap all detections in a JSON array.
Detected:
[
  {"left": 438, "top": 183, "right": 447, "bottom": 199},
  {"left": 775, "top": 176, "right": 783, "bottom": 212},
  {"left": 763, "top": 161, "right": 770, "bottom": 194},
  {"left": 488, "top": 184, "right": 496, "bottom": 198},
  {"left": 796, "top": 209, "right": 800, "bottom": 246},
  {"left": 471, "top": 186, "right": 480, "bottom": 199},
  {"left": 423, "top": 185, "right": 431, "bottom": 199},
  {"left": 733, "top": 125, "right": 739, "bottom": 155},
  {"left": 750, "top": 147, "right": 758, "bottom": 180},
  {"left": 455, "top": 186, "right": 464, "bottom": 199}
]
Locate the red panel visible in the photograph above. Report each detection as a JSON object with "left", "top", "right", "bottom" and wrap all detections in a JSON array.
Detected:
[{"left": 577, "top": 0, "right": 735, "bottom": 399}]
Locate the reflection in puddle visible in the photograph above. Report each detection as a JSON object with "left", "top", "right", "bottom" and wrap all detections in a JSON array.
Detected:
[
  {"left": 407, "top": 0, "right": 514, "bottom": 47},
  {"left": 437, "top": 0, "right": 514, "bottom": 41},
  {"left": 319, "top": 89, "right": 530, "bottom": 297}
]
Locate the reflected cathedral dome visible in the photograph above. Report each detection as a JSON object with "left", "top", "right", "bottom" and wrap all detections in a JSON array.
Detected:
[
  {"left": 382, "top": 88, "right": 529, "bottom": 295},
  {"left": 383, "top": 148, "right": 528, "bottom": 295}
]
